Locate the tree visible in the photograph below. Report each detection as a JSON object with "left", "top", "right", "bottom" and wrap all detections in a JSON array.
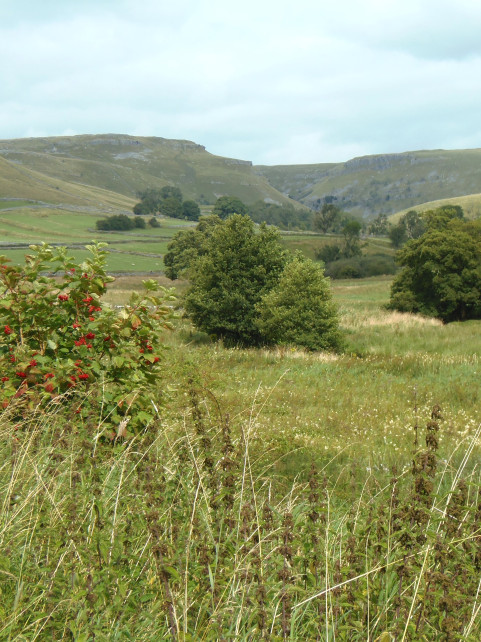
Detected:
[
  {"left": 313, "top": 203, "right": 342, "bottom": 233},
  {"left": 212, "top": 196, "right": 249, "bottom": 219},
  {"left": 184, "top": 215, "right": 287, "bottom": 346},
  {"left": 182, "top": 200, "right": 201, "bottom": 221},
  {"left": 342, "top": 219, "right": 362, "bottom": 258},
  {"left": 163, "top": 215, "right": 223, "bottom": 280},
  {"left": 388, "top": 217, "right": 481, "bottom": 322},
  {"left": 256, "top": 254, "right": 343, "bottom": 351},
  {"left": 160, "top": 196, "right": 183, "bottom": 219},
  {"left": 160, "top": 186, "right": 183, "bottom": 202}
]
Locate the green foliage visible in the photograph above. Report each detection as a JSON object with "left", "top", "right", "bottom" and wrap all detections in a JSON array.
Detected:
[
  {"left": 160, "top": 185, "right": 183, "bottom": 201},
  {"left": 182, "top": 199, "right": 201, "bottom": 221},
  {"left": 256, "top": 254, "right": 343, "bottom": 351},
  {"left": 325, "top": 254, "right": 397, "bottom": 279},
  {"left": 388, "top": 217, "right": 481, "bottom": 321},
  {"left": 96, "top": 214, "right": 139, "bottom": 231},
  {"left": 212, "top": 195, "right": 249, "bottom": 218},
  {"left": 249, "top": 200, "right": 312, "bottom": 230},
  {"left": 389, "top": 210, "right": 426, "bottom": 248},
  {"left": 159, "top": 196, "right": 182, "bottom": 218},
  {"left": 163, "top": 214, "right": 223, "bottom": 280},
  {"left": 368, "top": 213, "right": 389, "bottom": 236},
  {"left": 149, "top": 216, "right": 160, "bottom": 228},
  {"left": 313, "top": 202, "right": 342, "bottom": 233},
  {"left": 0, "top": 243, "right": 175, "bottom": 433},
  {"left": 184, "top": 214, "right": 287, "bottom": 346}
]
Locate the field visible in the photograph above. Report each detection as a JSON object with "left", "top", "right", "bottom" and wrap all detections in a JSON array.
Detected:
[{"left": 3, "top": 246, "right": 481, "bottom": 639}]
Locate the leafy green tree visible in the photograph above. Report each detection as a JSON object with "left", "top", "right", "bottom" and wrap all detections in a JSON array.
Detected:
[
  {"left": 388, "top": 218, "right": 481, "bottom": 322},
  {"left": 160, "top": 186, "right": 183, "bottom": 202},
  {"left": 213, "top": 196, "right": 249, "bottom": 219},
  {"left": 313, "top": 203, "right": 342, "bottom": 233},
  {"left": 256, "top": 254, "right": 343, "bottom": 351},
  {"left": 182, "top": 200, "right": 201, "bottom": 221},
  {"left": 368, "top": 213, "right": 389, "bottom": 236},
  {"left": 342, "top": 219, "right": 362, "bottom": 258},
  {"left": 133, "top": 201, "right": 151, "bottom": 216},
  {"left": 149, "top": 216, "right": 160, "bottom": 228},
  {"left": 388, "top": 221, "right": 408, "bottom": 248},
  {"left": 160, "top": 196, "right": 183, "bottom": 219},
  {"left": 163, "top": 215, "right": 223, "bottom": 280},
  {"left": 133, "top": 216, "right": 146, "bottom": 229},
  {"left": 184, "top": 215, "right": 287, "bottom": 346}
]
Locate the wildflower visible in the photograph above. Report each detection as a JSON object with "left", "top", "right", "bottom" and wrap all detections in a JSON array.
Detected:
[
  {"left": 1, "top": 376, "right": 9, "bottom": 382},
  {"left": 78, "top": 373, "right": 89, "bottom": 380},
  {"left": 58, "top": 293, "right": 69, "bottom": 301},
  {"left": 70, "top": 375, "right": 77, "bottom": 382},
  {"left": 16, "top": 372, "right": 27, "bottom": 378},
  {"left": 44, "top": 373, "right": 54, "bottom": 379},
  {"left": 86, "top": 332, "right": 95, "bottom": 339},
  {"left": 89, "top": 316, "right": 95, "bottom": 321},
  {"left": 4, "top": 325, "right": 12, "bottom": 335},
  {"left": 153, "top": 357, "right": 160, "bottom": 363},
  {"left": 45, "top": 383, "right": 54, "bottom": 393},
  {"left": 72, "top": 322, "right": 81, "bottom": 329},
  {"left": 10, "top": 356, "right": 15, "bottom": 363},
  {"left": 82, "top": 296, "right": 93, "bottom": 303}
]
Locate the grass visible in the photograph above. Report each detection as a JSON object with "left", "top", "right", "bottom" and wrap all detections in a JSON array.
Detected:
[{"left": 2, "top": 273, "right": 481, "bottom": 638}]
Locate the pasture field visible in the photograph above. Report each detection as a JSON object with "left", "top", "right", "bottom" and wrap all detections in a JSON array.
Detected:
[
  {"left": 105, "top": 274, "right": 481, "bottom": 480},
  {"left": 2, "top": 273, "right": 481, "bottom": 639},
  {"left": 0, "top": 207, "right": 395, "bottom": 276}
]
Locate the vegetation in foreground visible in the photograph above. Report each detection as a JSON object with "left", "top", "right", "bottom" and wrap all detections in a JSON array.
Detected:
[{"left": 2, "top": 244, "right": 481, "bottom": 638}]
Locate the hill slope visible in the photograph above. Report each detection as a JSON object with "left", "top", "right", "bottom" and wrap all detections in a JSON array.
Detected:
[
  {"left": 255, "top": 148, "right": 481, "bottom": 218},
  {"left": 0, "top": 134, "right": 298, "bottom": 208}
]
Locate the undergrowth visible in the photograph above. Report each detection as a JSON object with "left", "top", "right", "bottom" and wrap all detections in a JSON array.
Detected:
[{"left": 1, "top": 386, "right": 481, "bottom": 640}]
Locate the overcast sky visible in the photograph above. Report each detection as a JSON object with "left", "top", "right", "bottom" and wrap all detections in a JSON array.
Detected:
[{"left": 2, "top": 0, "right": 481, "bottom": 165}]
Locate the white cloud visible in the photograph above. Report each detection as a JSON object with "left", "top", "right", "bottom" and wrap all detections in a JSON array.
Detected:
[{"left": 1, "top": 0, "right": 481, "bottom": 163}]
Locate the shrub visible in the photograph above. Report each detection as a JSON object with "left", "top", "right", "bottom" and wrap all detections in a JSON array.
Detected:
[
  {"left": 184, "top": 215, "right": 287, "bottom": 346},
  {"left": 96, "top": 214, "right": 136, "bottom": 231},
  {"left": 324, "top": 254, "right": 397, "bottom": 279},
  {"left": 0, "top": 243, "right": 174, "bottom": 434},
  {"left": 256, "top": 254, "right": 343, "bottom": 351}
]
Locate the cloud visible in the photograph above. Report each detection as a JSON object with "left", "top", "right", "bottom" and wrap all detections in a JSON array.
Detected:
[{"left": 1, "top": 0, "right": 481, "bottom": 163}]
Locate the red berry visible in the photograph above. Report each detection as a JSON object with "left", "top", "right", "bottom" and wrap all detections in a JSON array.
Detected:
[{"left": 4, "top": 325, "right": 12, "bottom": 335}]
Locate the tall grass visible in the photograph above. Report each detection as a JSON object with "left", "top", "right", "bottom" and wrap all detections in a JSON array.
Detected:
[{"left": 2, "top": 389, "right": 481, "bottom": 639}]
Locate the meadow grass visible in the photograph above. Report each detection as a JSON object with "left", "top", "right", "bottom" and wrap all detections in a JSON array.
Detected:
[{"left": 2, "top": 274, "right": 481, "bottom": 639}]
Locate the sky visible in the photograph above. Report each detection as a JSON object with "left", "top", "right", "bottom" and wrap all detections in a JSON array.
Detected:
[{"left": 2, "top": 0, "right": 481, "bottom": 165}]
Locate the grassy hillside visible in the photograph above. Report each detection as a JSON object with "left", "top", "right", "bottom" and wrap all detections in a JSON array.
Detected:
[
  {"left": 389, "top": 191, "right": 481, "bottom": 222},
  {"left": 0, "top": 134, "right": 299, "bottom": 208},
  {"left": 256, "top": 148, "right": 481, "bottom": 219}
]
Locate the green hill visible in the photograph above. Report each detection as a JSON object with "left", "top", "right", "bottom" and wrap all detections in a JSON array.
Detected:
[
  {"left": 3, "top": 135, "right": 481, "bottom": 223},
  {"left": 0, "top": 134, "right": 298, "bottom": 208},
  {"left": 256, "top": 148, "right": 481, "bottom": 218}
]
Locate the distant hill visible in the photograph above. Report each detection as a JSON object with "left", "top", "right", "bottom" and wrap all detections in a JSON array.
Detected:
[
  {"left": 0, "top": 134, "right": 298, "bottom": 210},
  {"left": 255, "top": 149, "right": 481, "bottom": 218},
  {"left": 2, "top": 135, "right": 481, "bottom": 222}
]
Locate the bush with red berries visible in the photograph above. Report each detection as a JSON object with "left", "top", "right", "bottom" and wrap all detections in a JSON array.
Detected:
[{"left": 0, "top": 242, "right": 174, "bottom": 434}]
